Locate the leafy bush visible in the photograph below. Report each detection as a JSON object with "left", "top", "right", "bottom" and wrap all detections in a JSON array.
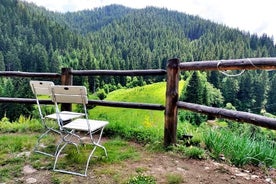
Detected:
[
  {"left": 173, "top": 144, "right": 205, "bottom": 159},
  {"left": 126, "top": 174, "right": 156, "bottom": 184},
  {"left": 96, "top": 89, "right": 107, "bottom": 100},
  {"left": 0, "top": 115, "right": 44, "bottom": 133},
  {"left": 184, "top": 146, "right": 205, "bottom": 159}
]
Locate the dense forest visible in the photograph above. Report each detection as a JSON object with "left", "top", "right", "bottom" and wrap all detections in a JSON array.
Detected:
[{"left": 0, "top": 0, "right": 276, "bottom": 121}]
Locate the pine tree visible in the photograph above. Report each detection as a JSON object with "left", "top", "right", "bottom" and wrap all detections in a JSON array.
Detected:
[
  {"left": 266, "top": 74, "right": 276, "bottom": 114},
  {"left": 183, "top": 71, "right": 204, "bottom": 104},
  {"left": 0, "top": 51, "right": 4, "bottom": 71}
]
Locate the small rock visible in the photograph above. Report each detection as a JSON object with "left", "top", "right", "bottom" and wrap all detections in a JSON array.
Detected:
[
  {"left": 230, "top": 175, "right": 236, "bottom": 179},
  {"left": 176, "top": 167, "right": 185, "bottom": 172},
  {"left": 23, "top": 165, "right": 37, "bottom": 174},
  {"left": 265, "top": 178, "right": 274, "bottom": 184},
  {"left": 235, "top": 172, "right": 250, "bottom": 180},
  {"left": 26, "top": 178, "right": 37, "bottom": 184},
  {"left": 219, "top": 154, "right": 225, "bottom": 161},
  {"left": 251, "top": 175, "right": 259, "bottom": 180},
  {"left": 16, "top": 151, "right": 31, "bottom": 158}
]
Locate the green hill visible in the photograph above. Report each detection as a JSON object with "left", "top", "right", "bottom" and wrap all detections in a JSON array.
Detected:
[{"left": 89, "top": 81, "right": 185, "bottom": 142}]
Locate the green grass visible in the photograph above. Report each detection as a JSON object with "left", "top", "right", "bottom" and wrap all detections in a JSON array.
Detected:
[
  {"left": 0, "top": 134, "right": 38, "bottom": 182},
  {"left": 0, "top": 131, "right": 142, "bottom": 183},
  {"left": 166, "top": 173, "right": 184, "bottom": 184},
  {"left": 1, "top": 80, "right": 276, "bottom": 183},
  {"left": 204, "top": 128, "right": 276, "bottom": 167},
  {"left": 89, "top": 81, "right": 185, "bottom": 143},
  {"left": 52, "top": 137, "right": 141, "bottom": 175}
]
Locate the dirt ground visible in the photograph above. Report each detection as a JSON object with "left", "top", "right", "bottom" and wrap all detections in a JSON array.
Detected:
[{"left": 18, "top": 141, "right": 276, "bottom": 184}]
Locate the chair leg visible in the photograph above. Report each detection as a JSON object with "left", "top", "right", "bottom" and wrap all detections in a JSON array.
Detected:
[
  {"left": 83, "top": 127, "right": 108, "bottom": 175},
  {"left": 34, "top": 129, "right": 55, "bottom": 157},
  {"left": 93, "top": 127, "right": 108, "bottom": 157},
  {"left": 53, "top": 142, "right": 67, "bottom": 171},
  {"left": 54, "top": 132, "right": 64, "bottom": 156},
  {"left": 34, "top": 126, "right": 62, "bottom": 157},
  {"left": 53, "top": 141, "right": 87, "bottom": 177},
  {"left": 53, "top": 127, "right": 108, "bottom": 177},
  {"left": 84, "top": 146, "right": 97, "bottom": 176},
  {"left": 83, "top": 143, "right": 107, "bottom": 176}
]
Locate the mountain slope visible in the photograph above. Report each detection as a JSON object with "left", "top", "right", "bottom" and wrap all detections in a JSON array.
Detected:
[
  {"left": 1, "top": 1, "right": 276, "bottom": 120},
  {"left": 0, "top": 0, "right": 93, "bottom": 72},
  {"left": 59, "top": 4, "right": 133, "bottom": 34},
  {"left": 59, "top": 6, "right": 276, "bottom": 114},
  {"left": 60, "top": 6, "right": 276, "bottom": 70}
]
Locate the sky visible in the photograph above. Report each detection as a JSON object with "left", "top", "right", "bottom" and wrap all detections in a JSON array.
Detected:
[{"left": 23, "top": 0, "right": 275, "bottom": 41}]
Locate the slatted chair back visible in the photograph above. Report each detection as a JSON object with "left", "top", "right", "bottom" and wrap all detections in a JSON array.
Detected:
[
  {"left": 30, "top": 80, "right": 54, "bottom": 119},
  {"left": 30, "top": 80, "right": 54, "bottom": 96},
  {"left": 51, "top": 86, "right": 88, "bottom": 104}
]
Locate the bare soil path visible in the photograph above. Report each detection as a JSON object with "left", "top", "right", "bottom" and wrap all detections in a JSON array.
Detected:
[{"left": 18, "top": 141, "right": 275, "bottom": 184}]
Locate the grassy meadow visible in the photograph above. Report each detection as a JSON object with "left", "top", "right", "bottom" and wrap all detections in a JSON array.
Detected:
[
  {"left": 0, "top": 80, "right": 275, "bottom": 183},
  {"left": 89, "top": 81, "right": 185, "bottom": 142}
]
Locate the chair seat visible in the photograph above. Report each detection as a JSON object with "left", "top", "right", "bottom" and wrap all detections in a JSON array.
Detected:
[
  {"left": 45, "top": 111, "right": 84, "bottom": 121},
  {"left": 63, "top": 119, "right": 109, "bottom": 132}
]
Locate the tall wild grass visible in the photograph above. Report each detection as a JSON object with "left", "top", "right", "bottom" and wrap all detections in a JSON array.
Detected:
[{"left": 204, "top": 126, "right": 276, "bottom": 167}]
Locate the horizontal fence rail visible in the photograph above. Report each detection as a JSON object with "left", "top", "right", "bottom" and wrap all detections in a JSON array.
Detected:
[
  {"left": 0, "top": 71, "right": 60, "bottom": 78},
  {"left": 71, "top": 69, "right": 167, "bottom": 76},
  {"left": 177, "top": 101, "right": 276, "bottom": 130},
  {"left": 0, "top": 97, "right": 165, "bottom": 111},
  {"left": 88, "top": 100, "right": 165, "bottom": 110},
  {"left": 179, "top": 57, "right": 276, "bottom": 71}
]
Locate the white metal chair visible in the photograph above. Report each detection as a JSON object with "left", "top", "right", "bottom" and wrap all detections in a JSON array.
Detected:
[
  {"left": 30, "top": 81, "right": 84, "bottom": 157},
  {"left": 51, "top": 85, "right": 109, "bottom": 177}
]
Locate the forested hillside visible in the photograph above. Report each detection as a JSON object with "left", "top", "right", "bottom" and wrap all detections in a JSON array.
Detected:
[
  {"left": 0, "top": 0, "right": 92, "bottom": 119},
  {"left": 0, "top": 0, "right": 276, "bottom": 120}
]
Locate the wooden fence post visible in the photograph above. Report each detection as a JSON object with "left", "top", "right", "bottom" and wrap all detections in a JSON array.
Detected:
[
  {"left": 61, "top": 68, "right": 73, "bottom": 111},
  {"left": 164, "top": 58, "right": 180, "bottom": 147}
]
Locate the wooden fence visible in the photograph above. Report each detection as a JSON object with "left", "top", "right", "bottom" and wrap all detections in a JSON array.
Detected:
[
  {"left": 164, "top": 57, "right": 276, "bottom": 146},
  {"left": 1, "top": 57, "right": 276, "bottom": 147}
]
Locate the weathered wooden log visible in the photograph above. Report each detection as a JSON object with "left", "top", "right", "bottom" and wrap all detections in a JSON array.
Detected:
[
  {"left": 179, "top": 57, "right": 276, "bottom": 71},
  {"left": 177, "top": 101, "right": 276, "bottom": 130},
  {"left": 0, "top": 71, "right": 60, "bottom": 78},
  {"left": 0, "top": 98, "right": 52, "bottom": 104},
  {"left": 89, "top": 100, "right": 165, "bottom": 110},
  {"left": 164, "top": 58, "right": 180, "bottom": 146},
  {"left": 71, "top": 69, "right": 166, "bottom": 76},
  {"left": 0, "top": 97, "right": 164, "bottom": 111}
]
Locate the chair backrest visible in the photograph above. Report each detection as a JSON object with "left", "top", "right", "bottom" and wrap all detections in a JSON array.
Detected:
[
  {"left": 51, "top": 85, "right": 88, "bottom": 104},
  {"left": 30, "top": 80, "right": 55, "bottom": 119},
  {"left": 30, "top": 81, "right": 54, "bottom": 96}
]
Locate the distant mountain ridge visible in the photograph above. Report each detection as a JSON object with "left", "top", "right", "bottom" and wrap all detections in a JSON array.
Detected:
[
  {"left": 59, "top": 4, "right": 133, "bottom": 34},
  {"left": 1, "top": 0, "right": 276, "bottom": 120}
]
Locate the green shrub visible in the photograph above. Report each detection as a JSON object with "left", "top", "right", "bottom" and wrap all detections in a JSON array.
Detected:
[
  {"left": 185, "top": 146, "right": 205, "bottom": 159},
  {"left": 96, "top": 89, "right": 107, "bottom": 100},
  {"left": 173, "top": 144, "right": 205, "bottom": 159},
  {"left": 166, "top": 173, "right": 184, "bottom": 184},
  {"left": 126, "top": 174, "right": 156, "bottom": 184},
  {"left": 0, "top": 116, "right": 44, "bottom": 133}
]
